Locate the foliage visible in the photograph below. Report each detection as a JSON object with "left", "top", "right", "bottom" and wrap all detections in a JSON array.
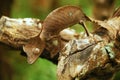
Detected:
[{"left": 1, "top": 0, "right": 120, "bottom": 80}]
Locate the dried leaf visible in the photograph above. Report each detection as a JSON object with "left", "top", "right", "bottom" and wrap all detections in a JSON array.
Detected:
[
  {"left": 41, "top": 5, "right": 89, "bottom": 40},
  {"left": 112, "top": 7, "right": 120, "bottom": 17},
  {"left": 0, "top": 5, "right": 120, "bottom": 80},
  {"left": 40, "top": 5, "right": 90, "bottom": 58},
  {"left": 91, "top": 17, "right": 119, "bottom": 41}
]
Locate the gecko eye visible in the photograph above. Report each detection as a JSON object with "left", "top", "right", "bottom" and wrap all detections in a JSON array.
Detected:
[{"left": 32, "top": 48, "right": 40, "bottom": 55}]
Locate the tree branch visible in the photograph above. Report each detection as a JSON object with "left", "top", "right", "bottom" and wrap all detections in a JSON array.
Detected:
[{"left": 1, "top": 5, "right": 120, "bottom": 80}]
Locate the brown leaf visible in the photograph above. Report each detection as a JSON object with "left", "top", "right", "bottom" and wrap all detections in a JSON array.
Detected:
[
  {"left": 112, "top": 7, "right": 120, "bottom": 17},
  {"left": 40, "top": 5, "right": 90, "bottom": 58},
  {"left": 23, "top": 36, "right": 45, "bottom": 64},
  {"left": 91, "top": 17, "right": 119, "bottom": 41},
  {"left": 41, "top": 5, "right": 89, "bottom": 40}
]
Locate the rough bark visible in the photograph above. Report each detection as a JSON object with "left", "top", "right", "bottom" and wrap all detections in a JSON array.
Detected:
[{"left": 1, "top": 5, "right": 120, "bottom": 80}]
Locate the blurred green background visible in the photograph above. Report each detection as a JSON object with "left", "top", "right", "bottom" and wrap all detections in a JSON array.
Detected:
[{"left": 0, "top": 0, "right": 120, "bottom": 80}]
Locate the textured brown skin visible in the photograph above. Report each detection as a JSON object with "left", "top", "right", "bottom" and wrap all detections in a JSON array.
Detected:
[
  {"left": 39, "top": 5, "right": 89, "bottom": 58},
  {"left": 40, "top": 5, "right": 88, "bottom": 40}
]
